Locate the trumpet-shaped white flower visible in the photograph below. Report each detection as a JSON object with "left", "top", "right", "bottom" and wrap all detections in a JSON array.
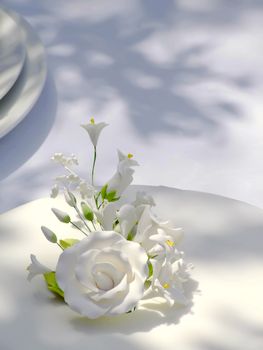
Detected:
[
  {"left": 135, "top": 206, "right": 183, "bottom": 254},
  {"left": 81, "top": 118, "right": 108, "bottom": 147},
  {"left": 106, "top": 150, "right": 138, "bottom": 196},
  {"left": 117, "top": 204, "right": 137, "bottom": 238},
  {"left": 27, "top": 255, "right": 51, "bottom": 281},
  {"left": 56, "top": 231, "right": 148, "bottom": 319}
]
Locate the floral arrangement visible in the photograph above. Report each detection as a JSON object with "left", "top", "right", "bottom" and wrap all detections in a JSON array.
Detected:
[{"left": 28, "top": 119, "right": 192, "bottom": 319}]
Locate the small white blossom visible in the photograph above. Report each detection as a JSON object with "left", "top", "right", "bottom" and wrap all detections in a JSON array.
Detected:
[
  {"left": 133, "top": 191, "right": 155, "bottom": 207},
  {"left": 81, "top": 118, "right": 108, "bottom": 147},
  {"left": 51, "top": 153, "right": 78, "bottom": 167},
  {"left": 27, "top": 255, "right": 51, "bottom": 281},
  {"left": 135, "top": 206, "right": 183, "bottom": 254},
  {"left": 77, "top": 181, "right": 95, "bottom": 199},
  {"left": 150, "top": 255, "right": 189, "bottom": 306},
  {"left": 66, "top": 174, "right": 80, "bottom": 183},
  {"left": 50, "top": 184, "right": 59, "bottom": 198}
]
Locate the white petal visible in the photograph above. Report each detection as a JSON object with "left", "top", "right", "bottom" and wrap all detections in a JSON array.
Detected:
[
  {"left": 98, "top": 202, "right": 118, "bottom": 230},
  {"left": 64, "top": 278, "right": 110, "bottom": 319},
  {"left": 108, "top": 274, "right": 144, "bottom": 315},
  {"left": 74, "top": 249, "right": 100, "bottom": 292},
  {"left": 91, "top": 275, "right": 128, "bottom": 302},
  {"left": 27, "top": 255, "right": 51, "bottom": 281},
  {"left": 117, "top": 204, "right": 137, "bottom": 238}
]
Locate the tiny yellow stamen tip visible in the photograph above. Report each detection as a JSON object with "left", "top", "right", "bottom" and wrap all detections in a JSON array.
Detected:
[
  {"left": 166, "top": 240, "right": 175, "bottom": 247},
  {"left": 90, "top": 117, "right": 95, "bottom": 124},
  {"left": 163, "top": 283, "right": 170, "bottom": 289},
  {"left": 127, "top": 153, "right": 133, "bottom": 159}
]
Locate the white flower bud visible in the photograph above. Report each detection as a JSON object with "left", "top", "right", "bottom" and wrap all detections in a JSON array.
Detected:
[
  {"left": 41, "top": 226, "right": 57, "bottom": 243},
  {"left": 50, "top": 184, "right": 59, "bottom": 198},
  {"left": 51, "top": 208, "right": 71, "bottom": 223},
  {"left": 64, "top": 190, "right": 76, "bottom": 207}
]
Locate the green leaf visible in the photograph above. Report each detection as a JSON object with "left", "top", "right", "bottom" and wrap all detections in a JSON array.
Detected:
[
  {"left": 43, "top": 272, "right": 64, "bottom": 298},
  {"left": 81, "top": 202, "right": 94, "bottom": 221},
  {"left": 59, "top": 238, "right": 80, "bottom": 250},
  {"left": 100, "top": 184, "right": 108, "bottom": 200},
  {"left": 147, "top": 260, "right": 153, "bottom": 279},
  {"left": 107, "top": 195, "right": 120, "bottom": 203},
  {"left": 106, "top": 190, "right": 117, "bottom": 202}
]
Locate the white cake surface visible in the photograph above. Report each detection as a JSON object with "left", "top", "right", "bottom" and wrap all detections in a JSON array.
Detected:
[{"left": 0, "top": 185, "right": 262, "bottom": 350}]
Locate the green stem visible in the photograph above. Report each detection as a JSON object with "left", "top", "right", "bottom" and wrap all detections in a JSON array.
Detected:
[
  {"left": 70, "top": 220, "right": 88, "bottom": 236},
  {"left": 74, "top": 205, "right": 92, "bottom": 233},
  {"left": 57, "top": 242, "right": 64, "bottom": 250},
  {"left": 94, "top": 191, "right": 101, "bottom": 210},
  {"left": 91, "top": 146, "right": 97, "bottom": 186}
]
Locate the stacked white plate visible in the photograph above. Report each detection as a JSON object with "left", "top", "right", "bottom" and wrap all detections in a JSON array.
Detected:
[{"left": 0, "top": 7, "right": 46, "bottom": 138}]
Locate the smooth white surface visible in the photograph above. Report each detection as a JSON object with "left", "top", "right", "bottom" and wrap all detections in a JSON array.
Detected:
[
  {"left": 0, "top": 9, "right": 25, "bottom": 100},
  {"left": 0, "top": 8, "right": 46, "bottom": 138},
  {"left": 1, "top": 0, "right": 263, "bottom": 212},
  {"left": 0, "top": 185, "right": 262, "bottom": 350}
]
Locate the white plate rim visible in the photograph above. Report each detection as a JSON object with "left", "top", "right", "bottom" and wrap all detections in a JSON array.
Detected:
[
  {"left": 0, "top": 8, "right": 26, "bottom": 100},
  {"left": 0, "top": 7, "right": 47, "bottom": 139}
]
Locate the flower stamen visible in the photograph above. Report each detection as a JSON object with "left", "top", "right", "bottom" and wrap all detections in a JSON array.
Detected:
[
  {"left": 166, "top": 240, "right": 175, "bottom": 247},
  {"left": 90, "top": 117, "right": 95, "bottom": 124},
  {"left": 127, "top": 153, "right": 133, "bottom": 159},
  {"left": 163, "top": 283, "right": 170, "bottom": 289}
]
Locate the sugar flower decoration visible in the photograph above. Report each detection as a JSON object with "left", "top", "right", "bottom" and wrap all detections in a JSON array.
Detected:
[{"left": 28, "top": 120, "right": 193, "bottom": 319}]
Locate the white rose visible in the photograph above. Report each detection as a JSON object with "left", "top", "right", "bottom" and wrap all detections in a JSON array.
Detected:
[{"left": 56, "top": 231, "right": 148, "bottom": 319}]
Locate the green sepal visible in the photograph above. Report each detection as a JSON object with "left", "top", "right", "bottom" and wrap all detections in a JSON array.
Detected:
[
  {"left": 43, "top": 271, "right": 64, "bottom": 298},
  {"left": 127, "top": 231, "right": 134, "bottom": 241},
  {"left": 144, "top": 280, "right": 151, "bottom": 289},
  {"left": 100, "top": 184, "right": 108, "bottom": 200},
  {"left": 59, "top": 238, "right": 80, "bottom": 250},
  {"left": 106, "top": 190, "right": 117, "bottom": 201},
  {"left": 81, "top": 202, "right": 94, "bottom": 221},
  {"left": 108, "top": 196, "right": 120, "bottom": 202}
]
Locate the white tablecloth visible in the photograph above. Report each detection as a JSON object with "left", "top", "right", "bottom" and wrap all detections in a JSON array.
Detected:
[
  {"left": 1, "top": 185, "right": 263, "bottom": 350},
  {"left": 1, "top": 0, "right": 263, "bottom": 213}
]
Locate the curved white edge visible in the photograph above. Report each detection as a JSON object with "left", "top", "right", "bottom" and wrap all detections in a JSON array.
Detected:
[
  {"left": 0, "top": 9, "right": 26, "bottom": 100},
  {"left": 0, "top": 8, "right": 47, "bottom": 139}
]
